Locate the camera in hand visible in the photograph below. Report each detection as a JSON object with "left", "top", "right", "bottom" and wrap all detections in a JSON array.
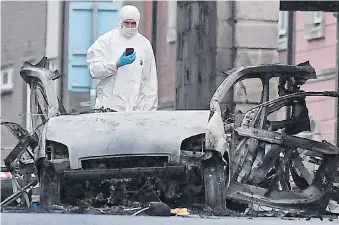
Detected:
[{"left": 125, "top": 48, "right": 134, "bottom": 56}]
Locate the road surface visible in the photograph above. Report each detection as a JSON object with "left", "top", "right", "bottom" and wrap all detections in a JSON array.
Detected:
[{"left": 1, "top": 213, "right": 338, "bottom": 225}]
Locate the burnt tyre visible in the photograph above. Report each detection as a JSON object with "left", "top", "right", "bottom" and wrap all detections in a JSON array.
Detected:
[
  {"left": 29, "top": 77, "right": 63, "bottom": 209},
  {"left": 203, "top": 155, "right": 228, "bottom": 210},
  {"left": 38, "top": 158, "right": 61, "bottom": 209}
]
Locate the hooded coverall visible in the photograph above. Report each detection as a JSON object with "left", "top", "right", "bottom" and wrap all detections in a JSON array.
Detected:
[{"left": 86, "top": 5, "right": 158, "bottom": 112}]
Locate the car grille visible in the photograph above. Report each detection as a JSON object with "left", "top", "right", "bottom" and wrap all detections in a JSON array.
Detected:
[{"left": 80, "top": 155, "right": 169, "bottom": 170}]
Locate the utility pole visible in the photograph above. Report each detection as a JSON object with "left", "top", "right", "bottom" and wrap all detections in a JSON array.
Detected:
[
  {"left": 336, "top": 12, "right": 339, "bottom": 146},
  {"left": 286, "top": 11, "right": 295, "bottom": 119},
  {"left": 151, "top": 1, "right": 157, "bottom": 58}
]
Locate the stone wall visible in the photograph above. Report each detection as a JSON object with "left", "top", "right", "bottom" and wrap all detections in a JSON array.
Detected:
[
  {"left": 175, "top": 1, "right": 218, "bottom": 109},
  {"left": 232, "top": 1, "right": 280, "bottom": 112},
  {"left": 176, "top": 1, "right": 280, "bottom": 110}
]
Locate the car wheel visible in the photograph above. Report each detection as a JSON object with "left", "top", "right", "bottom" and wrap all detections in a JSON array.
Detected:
[
  {"left": 38, "top": 158, "right": 61, "bottom": 209},
  {"left": 203, "top": 158, "right": 227, "bottom": 210}
]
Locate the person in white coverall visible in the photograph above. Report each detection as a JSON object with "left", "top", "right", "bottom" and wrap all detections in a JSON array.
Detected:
[{"left": 86, "top": 5, "right": 158, "bottom": 112}]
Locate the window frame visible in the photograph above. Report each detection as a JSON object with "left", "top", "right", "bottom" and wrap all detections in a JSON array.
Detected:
[
  {"left": 166, "top": 0, "right": 177, "bottom": 44},
  {"left": 278, "top": 11, "right": 288, "bottom": 51},
  {"left": 313, "top": 11, "right": 323, "bottom": 24},
  {"left": 278, "top": 11, "right": 288, "bottom": 36},
  {"left": 305, "top": 11, "right": 325, "bottom": 41},
  {"left": 1, "top": 66, "right": 14, "bottom": 94}
]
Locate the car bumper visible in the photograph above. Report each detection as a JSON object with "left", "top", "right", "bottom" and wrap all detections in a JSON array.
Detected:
[{"left": 61, "top": 165, "right": 187, "bottom": 181}]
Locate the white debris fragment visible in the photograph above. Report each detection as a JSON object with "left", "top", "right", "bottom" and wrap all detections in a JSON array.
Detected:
[
  {"left": 205, "top": 105, "right": 228, "bottom": 156},
  {"left": 326, "top": 200, "right": 339, "bottom": 214},
  {"left": 251, "top": 204, "right": 274, "bottom": 211}
]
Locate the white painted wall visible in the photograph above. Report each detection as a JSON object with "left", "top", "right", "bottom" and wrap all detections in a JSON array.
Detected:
[
  {"left": 26, "top": 0, "right": 62, "bottom": 131},
  {"left": 46, "top": 0, "right": 61, "bottom": 59}
]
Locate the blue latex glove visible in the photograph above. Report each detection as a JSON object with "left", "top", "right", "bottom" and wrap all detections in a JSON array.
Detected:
[{"left": 118, "top": 52, "right": 136, "bottom": 67}]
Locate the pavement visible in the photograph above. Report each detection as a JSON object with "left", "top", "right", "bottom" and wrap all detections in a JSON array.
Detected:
[{"left": 1, "top": 213, "right": 338, "bottom": 225}]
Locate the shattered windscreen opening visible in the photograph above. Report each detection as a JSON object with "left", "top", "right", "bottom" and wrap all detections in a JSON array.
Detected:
[{"left": 233, "top": 78, "right": 264, "bottom": 113}]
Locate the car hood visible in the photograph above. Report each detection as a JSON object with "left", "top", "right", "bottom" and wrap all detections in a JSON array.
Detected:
[{"left": 45, "top": 110, "right": 210, "bottom": 169}]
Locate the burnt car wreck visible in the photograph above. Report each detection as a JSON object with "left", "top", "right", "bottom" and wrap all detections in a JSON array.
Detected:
[
  {"left": 1, "top": 57, "right": 338, "bottom": 215},
  {"left": 210, "top": 63, "right": 339, "bottom": 213}
]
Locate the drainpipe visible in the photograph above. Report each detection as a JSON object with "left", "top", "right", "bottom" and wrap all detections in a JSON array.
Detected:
[
  {"left": 336, "top": 12, "right": 339, "bottom": 146},
  {"left": 60, "top": 0, "right": 66, "bottom": 106},
  {"left": 286, "top": 11, "right": 295, "bottom": 119},
  {"left": 230, "top": 1, "right": 236, "bottom": 111},
  {"left": 90, "top": 2, "right": 98, "bottom": 109},
  {"left": 151, "top": 1, "right": 157, "bottom": 57}
]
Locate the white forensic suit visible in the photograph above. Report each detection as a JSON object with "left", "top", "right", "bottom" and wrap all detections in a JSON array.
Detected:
[{"left": 86, "top": 5, "right": 158, "bottom": 112}]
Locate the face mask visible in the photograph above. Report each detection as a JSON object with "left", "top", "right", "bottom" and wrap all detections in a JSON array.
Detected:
[{"left": 121, "top": 26, "right": 137, "bottom": 38}]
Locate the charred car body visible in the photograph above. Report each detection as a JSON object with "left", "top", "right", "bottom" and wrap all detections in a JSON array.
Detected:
[
  {"left": 1, "top": 57, "right": 338, "bottom": 213},
  {"left": 209, "top": 62, "right": 339, "bottom": 212}
]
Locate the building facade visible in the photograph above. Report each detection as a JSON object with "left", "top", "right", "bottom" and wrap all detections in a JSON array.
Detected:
[
  {"left": 278, "top": 11, "right": 338, "bottom": 144},
  {"left": 0, "top": 1, "right": 177, "bottom": 151},
  {"left": 1, "top": 1, "right": 48, "bottom": 150},
  {"left": 1, "top": 2, "right": 337, "bottom": 151}
]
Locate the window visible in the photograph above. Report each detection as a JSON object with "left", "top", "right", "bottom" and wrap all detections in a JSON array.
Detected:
[
  {"left": 313, "top": 11, "right": 322, "bottom": 24},
  {"left": 1, "top": 67, "right": 14, "bottom": 94},
  {"left": 167, "top": 0, "right": 177, "bottom": 43},
  {"left": 278, "top": 11, "right": 288, "bottom": 36},
  {"left": 305, "top": 11, "right": 324, "bottom": 41},
  {"left": 233, "top": 78, "right": 263, "bottom": 113},
  {"left": 278, "top": 11, "right": 288, "bottom": 51}
]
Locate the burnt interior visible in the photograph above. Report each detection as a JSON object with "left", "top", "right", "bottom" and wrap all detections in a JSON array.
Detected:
[
  {"left": 81, "top": 155, "right": 169, "bottom": 170},
  {"left": 221, "top": 67, "right": 339, "bottom": 211},
  {"left": 45, "top": 141, "right": 69, "bottom": 160},
  {"left": 180, "top": 133, "right": 205, "bottom": 152}
]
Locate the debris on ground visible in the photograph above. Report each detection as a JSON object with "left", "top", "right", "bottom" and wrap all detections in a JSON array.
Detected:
[
  {"left": 171, "top": 208, "right": 190, "bottom": 216},
  {"left": 326, "top": 200, "right": 339, "bottom": 214}
]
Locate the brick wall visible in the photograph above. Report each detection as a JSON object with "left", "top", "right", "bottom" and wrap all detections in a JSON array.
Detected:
[
  {"left": 1, "top": 1, "right": 47, "bottom": 148},
  {"left": 155, "top": 1, "right": 176, "bottom": 108},
  {"left": 142, "top": 1, "right": 176, "bottom": 109}
]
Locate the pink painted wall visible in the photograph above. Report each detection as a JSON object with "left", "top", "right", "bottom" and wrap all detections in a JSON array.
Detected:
[
  {"left": 278, "top": 12, "right": 337, "bottom": 143},
  {"left": 294, "top": 12, "right": 337, "bottom": 72},
  {"left": 302, "top": 79, "right": 336, "bottom": 142},
  {"left": 276, "top": 78, "right": 336, "bottom": 142}
]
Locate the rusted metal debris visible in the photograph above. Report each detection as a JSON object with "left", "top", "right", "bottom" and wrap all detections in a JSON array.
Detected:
[{"left": 1, "top": 57, "right": 339, "bottom": 217}]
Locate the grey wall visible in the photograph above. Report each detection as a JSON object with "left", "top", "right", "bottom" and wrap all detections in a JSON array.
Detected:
[
  {"left": 1, "top": 1, "right": 47, "bottom": 149},
  {"left": 232, "top": 1, "right": 280, "bottom": 111},
  {"left": 175, "top": 1, "right": 218, "bottom": 110},
  {"left": 175, "top": 1, "right": 280, "bottom": 110}
]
